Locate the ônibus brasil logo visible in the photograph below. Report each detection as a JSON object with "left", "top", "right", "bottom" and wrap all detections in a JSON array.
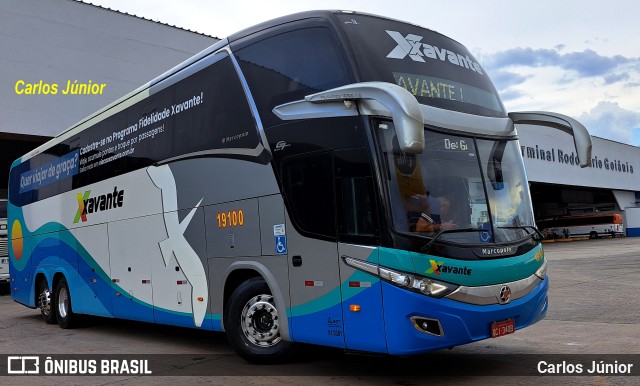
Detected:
[
  {"left": 74, "top": 186, "right": 125, "bottom": 223},
  {"left": 427, "top": 259, "right": 472, "bottom": 276},
  {"left": 385, "top": 30, "right": 484, "bottom": 76}
]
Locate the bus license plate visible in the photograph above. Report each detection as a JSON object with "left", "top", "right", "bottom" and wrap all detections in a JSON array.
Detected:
[{"left": 491, "top": 319, "right": 515, "bottom": 338}]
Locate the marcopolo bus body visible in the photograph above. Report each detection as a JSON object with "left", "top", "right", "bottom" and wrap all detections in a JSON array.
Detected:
[{"left": 8, "top": 11, "right": 592, "bottom": 362}]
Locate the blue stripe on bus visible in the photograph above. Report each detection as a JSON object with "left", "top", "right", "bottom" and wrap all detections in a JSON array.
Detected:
[{"left": 10, "top": 219, "right": 222, "bottom": 331}]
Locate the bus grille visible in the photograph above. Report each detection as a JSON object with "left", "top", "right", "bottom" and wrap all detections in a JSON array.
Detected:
[{"left": 0, "top": 237, "right": 8, "bottom": 258}]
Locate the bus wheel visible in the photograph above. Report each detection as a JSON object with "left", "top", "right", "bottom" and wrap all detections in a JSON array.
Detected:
[
  {"left": 55, "top": 277, "right": 77, "bottom": 329},
  {"left": 589, "top": 231, "right": 598, "bottom": 239},
  {"left": 224, "top": 277, "right": 294, "bottom": 364},
  {"left": 37, "top": 280, "right": 56, "bottom": 324}
]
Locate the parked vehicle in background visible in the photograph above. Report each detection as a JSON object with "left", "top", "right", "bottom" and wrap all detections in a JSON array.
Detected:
[
  {"left": 537, "top": 213, "right": 624, "bottom": 239},
  {"left": 0, "top": 199, "right": 9, "bottom": 286}
]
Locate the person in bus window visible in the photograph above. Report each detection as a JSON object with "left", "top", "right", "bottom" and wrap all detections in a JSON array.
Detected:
[{"left": 408, "top": 192, "right": 456, "bottom": 233}]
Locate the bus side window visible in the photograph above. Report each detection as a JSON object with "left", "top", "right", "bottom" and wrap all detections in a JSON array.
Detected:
[
  {"left": 234, "top": 26, "right": 352, "bottom": 128},
  {"left": 281, "top": 151, "right": 336, "bottom": 240},
  {"left": 334, "top": 149, "right": 380, "bottom": 244}
]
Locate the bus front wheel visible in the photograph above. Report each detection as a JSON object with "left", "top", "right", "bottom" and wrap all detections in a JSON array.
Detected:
[
  {"left": 589, "top": 231, "right": 598, "bottom": 239},
  {"left": 224, "top": 277, "right": 294, "bottom": 364}
]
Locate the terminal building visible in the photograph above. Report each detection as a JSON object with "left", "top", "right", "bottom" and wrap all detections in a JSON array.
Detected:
[{"left": 2, "top": 0, "right": 640, "bottom": 235}]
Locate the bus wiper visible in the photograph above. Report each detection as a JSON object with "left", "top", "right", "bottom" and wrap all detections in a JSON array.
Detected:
[
  {"left": 421, "top": 228, "right": 484, "bottom": 254},
  {"left": 496, "top": 225, "right": 544, "bottom": 241}
]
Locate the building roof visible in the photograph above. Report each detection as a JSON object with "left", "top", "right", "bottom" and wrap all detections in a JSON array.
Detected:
[{"left": 74, "top": 0, "right": 220, "bottom": 39}]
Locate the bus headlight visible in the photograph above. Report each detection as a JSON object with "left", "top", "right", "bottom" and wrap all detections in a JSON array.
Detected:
[
  {"left": 378, "top": 267, "right": 413, "bottom": 287},
  {"left": 343, "top": 256, "right": 457, "bottom": 298},
  {"left": 378, "top": 267, "right": 456, "bottom": 297},
  {"left": 534, "top": 259, "right": 547, "bottom": 280}
]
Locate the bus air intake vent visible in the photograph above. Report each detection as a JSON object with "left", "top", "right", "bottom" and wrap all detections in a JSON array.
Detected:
[{"left": 410, "top": 316, "right": 444, "bottom": 337}]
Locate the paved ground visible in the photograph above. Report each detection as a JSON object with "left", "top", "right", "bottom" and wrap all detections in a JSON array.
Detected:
[{"left": 0, "top": 237, "right": 638, "bottom": 384}]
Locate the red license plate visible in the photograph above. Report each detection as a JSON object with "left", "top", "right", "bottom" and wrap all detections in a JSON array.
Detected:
[{"left": 491, "top": 319, "right": 515, "bottom": 338}]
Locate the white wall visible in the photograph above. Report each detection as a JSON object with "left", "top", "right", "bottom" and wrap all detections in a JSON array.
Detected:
[{"left": 0, "top": 0, "right": 217, "bottom": 137}]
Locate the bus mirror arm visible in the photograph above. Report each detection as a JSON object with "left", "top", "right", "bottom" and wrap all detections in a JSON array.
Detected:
[
  {"left": 305, "top": 82, "right": 425, "bottom": 153},
  {"left": 509, "top": 111, "right": 593, "bottom": 167}
]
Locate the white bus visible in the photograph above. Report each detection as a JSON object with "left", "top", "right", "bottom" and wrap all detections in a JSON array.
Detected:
[
  {"left": 538, "top": 213, "right": 624, "bottom": 239},
  {"left": 8, "top": 11, "right": 591, "bottom": 363}
]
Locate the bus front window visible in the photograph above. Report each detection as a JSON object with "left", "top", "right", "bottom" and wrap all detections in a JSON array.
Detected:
[
  {"left": 477, "top": 138, "right": 535, "bottom": 242},
  {"left": 380, "top": 123, "right": 535, "bottom": 245}
]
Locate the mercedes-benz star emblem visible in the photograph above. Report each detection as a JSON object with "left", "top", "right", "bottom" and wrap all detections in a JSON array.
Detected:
[{"left": 499, "top": 285, "right": 512, "bottom": 304}]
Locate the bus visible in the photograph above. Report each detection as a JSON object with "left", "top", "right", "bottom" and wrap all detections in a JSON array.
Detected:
[
  {"left": 8, "top": 11, "right": 592, "bottom": 363},
  {"left": 537, "top": 213, "right": 624, "bottom": 239}
]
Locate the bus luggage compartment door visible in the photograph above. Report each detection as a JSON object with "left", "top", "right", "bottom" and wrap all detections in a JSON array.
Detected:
[{"left": 108, "top": 215, "right": 161, "bottom": 323}]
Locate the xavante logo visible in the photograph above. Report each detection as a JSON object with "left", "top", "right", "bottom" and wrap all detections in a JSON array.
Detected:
[
  {"left": 385, "top": 30, "right": 485, "bottom": 75},
  {"left": 428, "top": 260, "right": 444, "bottom": 275},
  {"left": 74, "top": 186, "right": 125, "bottom": 223},
  {"left": 426, "top": 259, "right": 472, "bottom": 276}
]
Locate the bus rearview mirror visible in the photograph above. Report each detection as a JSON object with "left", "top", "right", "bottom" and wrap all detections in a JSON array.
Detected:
[
  {"left": 305, "top": 82, "right": 425, "bottom": 154},
  {"left": 509, "top": 111, "right": 593, "bottom": 168}
]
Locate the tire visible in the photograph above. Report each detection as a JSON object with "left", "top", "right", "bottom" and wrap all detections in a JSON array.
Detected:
[
  {"left": 589, "top": 231, "right": 598, "bottom": 239},
  {"left": 37, "top": 280, "right": 56, "bottom": 324},
  {"left": 54, "top": 277, "right": 77, "bottom": 329},
  {"left": 224, "top": 277, "right": 294, "bottom": 364}
]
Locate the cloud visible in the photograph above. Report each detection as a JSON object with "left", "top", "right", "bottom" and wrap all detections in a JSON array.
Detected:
[
  {"left": 483, "top": 47, "right": 639, "bottom": 84},
  {"left": 604, "top": 73, "right": 630, "bottom": 84},
  {"left": 487, "top": 69, "right": 530, "bottom": 93},
  {"left": 578, "top": 101, "right": 640, "bottom": 144},
  {"left": 561, "top": 50, "right": 631, "bottom": 77},
  {"left": 498, "top": 88, "right": 527, "bottom": 103},
  {"left": 481, "top": 46, "right": 640, "bottom": 110}
]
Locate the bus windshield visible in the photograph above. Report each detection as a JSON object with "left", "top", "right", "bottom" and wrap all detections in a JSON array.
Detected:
[
  {"left": 380, "top": 123, "right": 535, "bottom": 244},
  {"left": 336, "top": 13, "right": 506, "bottom": 117}
]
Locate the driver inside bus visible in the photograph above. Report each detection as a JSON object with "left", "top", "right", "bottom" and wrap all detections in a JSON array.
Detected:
[{"left": 406, "top": 191, "right": 456, "bottom": 233}]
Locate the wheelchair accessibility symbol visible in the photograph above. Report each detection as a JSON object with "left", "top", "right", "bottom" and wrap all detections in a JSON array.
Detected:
[
  {"left": 275, "top": 235, "right": 287, "bottom": 254},
  {"left": 480, "top": 231, "right": 492, "bottom": 242},
  {"left": 479, "top": 222, "right": 492, "bottom": 243}
]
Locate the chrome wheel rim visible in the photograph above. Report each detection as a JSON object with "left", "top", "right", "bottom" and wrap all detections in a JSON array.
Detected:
[
  {"left": 39, "top": 286, "right": 52, "bottom": 316},
  {"left": 241, "top": 294, "right": 281, "bottom": 347},
  {"left": 57, "top": 287, "right": 69, "bottom": 318}
]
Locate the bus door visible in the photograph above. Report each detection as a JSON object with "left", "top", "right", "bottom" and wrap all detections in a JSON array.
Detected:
[
  {"left": 333, "top": 148, "right": 386, "bottom": 353},
  {"left": 281, "top": 151, "right": 345, "bottom": 348}
]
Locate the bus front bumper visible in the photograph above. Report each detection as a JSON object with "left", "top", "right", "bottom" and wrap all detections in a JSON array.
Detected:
[{"left": 381, "top": 275, "right": 548, "bottom": 355}]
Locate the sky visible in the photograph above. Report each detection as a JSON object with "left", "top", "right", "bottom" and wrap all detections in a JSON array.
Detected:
[{"left": 86, "top": 0, "right": 640, "bottom": 145}]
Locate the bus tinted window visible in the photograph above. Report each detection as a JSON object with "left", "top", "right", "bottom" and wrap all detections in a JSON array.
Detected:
[
  {"left": 281, "top": 152, "right": 336, "bottom": 239},
  {"left": 336, "top": 14, "right": 506, "bottom": 117},
  {"left": 235, "top": 27, "right": 352, "bottom": 127}
]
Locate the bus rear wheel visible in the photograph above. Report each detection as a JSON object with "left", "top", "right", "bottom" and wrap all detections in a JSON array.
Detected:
[
  {"left": 55, "top": 277, "right": 77, "bottom": 329},
  {"left": 589, "top": 231, "right": 598, "bottom": 239},
  {"left": 37, "top": 279, "right": 56, "bottom": 324},
  {"left": 224, "top": 277, "right": 294, "bottom": 364}
]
